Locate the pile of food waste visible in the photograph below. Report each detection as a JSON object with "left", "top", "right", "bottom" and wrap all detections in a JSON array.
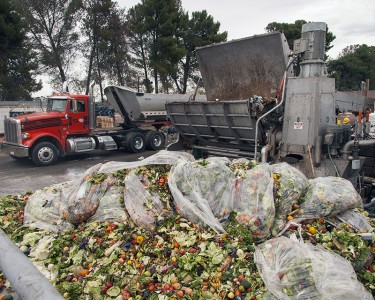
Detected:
[{"left": 0, "top": 151, "right": 374, "bottom": 300}]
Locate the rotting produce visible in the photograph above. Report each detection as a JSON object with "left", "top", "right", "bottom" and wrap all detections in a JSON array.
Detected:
[
  {"left": 0, "top": 151, "right": 374, "bottom": 300},
  {"left": 1, "top": 20, "right": 375, "bottom": 300}
]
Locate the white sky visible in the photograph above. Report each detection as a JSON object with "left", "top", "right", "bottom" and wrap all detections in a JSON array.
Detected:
[
  {"left": 118, "top": 0, "right": 375, "bottom": 59},
  {"left": 33, "top": 0, "right": 375, "bottom": 96}
]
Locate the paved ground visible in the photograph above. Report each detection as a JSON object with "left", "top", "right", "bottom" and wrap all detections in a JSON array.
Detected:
[{"left": 0, "top": 149, "right": 158, "bottom": 197}]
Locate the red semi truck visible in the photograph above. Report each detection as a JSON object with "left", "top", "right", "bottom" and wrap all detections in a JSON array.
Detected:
[{"left": 0, "top": 84, "right": 203, "bottom": 166}]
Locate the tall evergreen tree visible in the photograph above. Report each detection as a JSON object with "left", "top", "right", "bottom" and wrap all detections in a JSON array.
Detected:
[
  {"left": 127, "top": 0, "right": 186, "bottom": 93},
  {"left": 127, "top": 2, "right": 226, "bottom": 94},
  {"left": 265, "top": 20, "right": 335, "bottom": 54},
  {"left": 172, "top": 10, "right": 227, "bottom": 93},
  {"left": 0, "top": 0, "right": 41, "bottom": 100},
  {"left": 328, "top": 44, "right": 375, "bottom": 91},
  {"left": 82, "top": 0, "right": 132, "bottom": 98},
  {"left": 15, "top": 0, "right": 82, "bottom": 90},
  {"left": 266, "top": 20, "right": 336, "bottom": 76},
  {"left": 127, "top": 3, "right": 153, "bottom": 92}
]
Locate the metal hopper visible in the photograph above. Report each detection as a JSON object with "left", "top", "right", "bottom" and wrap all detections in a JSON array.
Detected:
[{"left": 196, "top": 32, "right": 291, "bottom": 101}]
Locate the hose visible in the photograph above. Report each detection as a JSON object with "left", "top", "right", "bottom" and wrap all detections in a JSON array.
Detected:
[
  {"left": 327, "top": 145, "right": 340, "bottom": 177},
  {"left": 253, "top": 55, "right": 296, "bottom": 161}
]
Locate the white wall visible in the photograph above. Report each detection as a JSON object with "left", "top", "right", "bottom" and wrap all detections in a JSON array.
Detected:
[{"left": 0, "top": 102, "right": 44, "bottom": 134}]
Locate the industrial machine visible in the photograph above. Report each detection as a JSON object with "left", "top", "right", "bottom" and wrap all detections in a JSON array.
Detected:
[
  {"left": 0, "top": 84, "right": 203, "bottom": 166},
  {"left": 166, "top": 22, "right": 375, "bottom": 193}
]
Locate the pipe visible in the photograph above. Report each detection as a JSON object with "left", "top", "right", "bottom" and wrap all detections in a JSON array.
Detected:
[
  {"left": 253, "top": 55, "right": 296, "bottom": 161},
  {"left": 315, "top": 135, "right": 322, "bottom": 166},
  {"left": 363, "top": 176, "right": 375, "bottom": 185},
  {"left": 341, "top": 139, "right": 375, "bottom": 160},
  {"left": 89, "top": 81, "right": 96, "bottom": 132},
  {"left": 0, "top": 229, "right": 64, "bottom": 300},
  {"left": 261, "top": 144, "right": 273, "bottom": 163},
  {"left": 270, "top": 130, "right": 277, "bottom": 158}
]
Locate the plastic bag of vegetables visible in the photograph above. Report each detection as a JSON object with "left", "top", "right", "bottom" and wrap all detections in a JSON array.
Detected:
[
  {"left": 254, "top": 236, "right": 373, "bottom": 300},
  {"left": 270, "top": 163, "right": 308, "bottom": 236},
  {"left": 63, "top": 164, "right": 112, "bottom": 226},
  {"left": 168, "top": 158, "right": 230, "bottom": 233},
  {"left": 23, "top": 182, "right": 74, "bottom": 232},
  {"left": 232, "top": 165, "right": 275, "bottom": 241},
  {"left": 335, "top": 208, "right": 373, "bottom": 231},
  {"left": 88, "top": 175, "right": 128, "bottom": 223},
  {"left": 295, "top": 176, "right": 362, "bottom": 219},
  {"left": 124, "top": 169, "right": 166, "bottom": 229}
]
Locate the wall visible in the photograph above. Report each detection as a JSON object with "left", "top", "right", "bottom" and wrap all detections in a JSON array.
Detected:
[{"left": 0, "top": 101, "right": 44, "bottom": 134}]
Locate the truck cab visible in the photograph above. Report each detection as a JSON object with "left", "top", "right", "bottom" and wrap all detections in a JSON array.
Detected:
[
  {"left": 1, "top": 85, "right": 171, "bottom": 166},
  {"left": 1, "top": 93, "right": 96, "bottom": 166}
]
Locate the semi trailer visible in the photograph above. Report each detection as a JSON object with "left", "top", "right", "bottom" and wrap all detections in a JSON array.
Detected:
[{"left": 0, "top": 84, "right": 204, "bottom": 166}]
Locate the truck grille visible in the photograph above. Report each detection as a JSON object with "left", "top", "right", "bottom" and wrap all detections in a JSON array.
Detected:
[{"left": 4, "top": 118, "right": 22, "bottom": 144}]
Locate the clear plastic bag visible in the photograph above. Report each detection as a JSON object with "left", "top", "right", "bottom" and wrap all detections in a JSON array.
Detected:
[
  {"left": 63, "top": 164, "right": 113, "bottom": 226},
  {"left": 98, "top": 150, "right": 194, "bottom": 173},
  {"left": 168, "top": 158, "right": 229, "bottom": 233},
  {"left": 23, "top": 182, "right": 74, "bottom": 232},
  {"left": 232, "top": 165, "right": 275, "bottom": 241},
  {"left": 296, "top": 176, "right": 362, "bottom": 219},
  {"left": 270, "top": 163, "right": 308, "bottom": 236},
  {"left": 335, "top": 208, "right": 373, "bottom": 231},
  {"left": 124, "top": 170, "right": 165, "bottom": 229},
  {"left": 88, "top": 175, "right": 128, "bottom": 223},
  {"left": 254, "top": 236, "right": 373, "bottom": 300}
]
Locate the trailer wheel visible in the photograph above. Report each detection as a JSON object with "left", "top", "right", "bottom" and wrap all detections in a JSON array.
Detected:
[
  {"left": 125, "top": 132, "right": 146, "bottom": 153},
  {"left": 31, "top": 142, "right": 58, "bottom": 166},
  {"left": 145, "top": 131, "right": 165, "bottom": 150}
]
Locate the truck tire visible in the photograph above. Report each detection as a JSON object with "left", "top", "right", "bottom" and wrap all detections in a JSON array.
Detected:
[
  {"left": 31, "top": 142, "right": 58, "bottom": 166},
  {"left": 145, "top": 131, "right": 165, "bottom": 150},
  {"left": 125, "top": 132, "right": 146, "bottom": 153}
]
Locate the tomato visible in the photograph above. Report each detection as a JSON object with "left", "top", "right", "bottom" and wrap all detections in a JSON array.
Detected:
[
  {"left": 184, "top": 287, "right": 193, "bottom": 295},
  {"left": 176, "top": 290, "right": 184, "bottom": 298}
]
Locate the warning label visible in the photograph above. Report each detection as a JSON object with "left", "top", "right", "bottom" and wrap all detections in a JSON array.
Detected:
[{"left": 294, "top": 122, "right": 303, "bottom": 130}]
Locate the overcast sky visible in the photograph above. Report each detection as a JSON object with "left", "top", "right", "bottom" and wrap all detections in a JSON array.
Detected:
[
  {"left": 33, "top": 0, "right": 374, "bottom": 96},
  {"left": 118, "top": 0, "right": 375, "bottom": 59}
]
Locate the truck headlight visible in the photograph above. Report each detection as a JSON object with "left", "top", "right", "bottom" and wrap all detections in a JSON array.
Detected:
[{"left": 22, "top": 132, "right": 31, "bottom": 140}]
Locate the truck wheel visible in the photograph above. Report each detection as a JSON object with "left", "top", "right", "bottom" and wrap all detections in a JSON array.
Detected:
[
  {"left": 145, "top": 131, "right": 165, "bottom": 150},
  {"left": 31, "top": 142, "right": 58, "bottom": 166},
  {"left": 125, "top": 132, "right": 146, "bottom": 153}
]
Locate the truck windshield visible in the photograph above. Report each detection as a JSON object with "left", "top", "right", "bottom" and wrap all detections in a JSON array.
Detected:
[{"left": 47, "top": 98, "right": 68, "bottom": 112}]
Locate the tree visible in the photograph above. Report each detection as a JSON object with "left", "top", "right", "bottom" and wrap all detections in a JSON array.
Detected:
[
  {"left": 0, "top": 0, "right": 41, "bottom": 100},
  {"left": 266, "top": 20, "right": 336, "bottom": 76},
  {"left": 327, "top": 44, "right": 375, "bottom": 91},
  {"left": 127, "top": 3, "right": 227, "bottom": 94},
  {"left": 82, "top": 0, "right": 118, "bottom": 98},
  {"left": 15, "top": 0, "right": 82, "bottom": 90},
  {"left": 266, "top": 20, "right": 335, "bottom": 54},
  {"left": 104, "top": 5, "right": 134, "bottom": 88},
  {"left": 127, "top": 3, "right": 153, "bottom": 92},
  {"left": 127, "top": 0, "right": 186, "bottom": 93},
  {"left": 171, "top": 10, "right": 227, "bottom": 94}
]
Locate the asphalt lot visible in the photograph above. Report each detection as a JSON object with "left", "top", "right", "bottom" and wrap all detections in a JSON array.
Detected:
[{"left": 0, "top": 149, "right": 158, "bottom": 197}]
